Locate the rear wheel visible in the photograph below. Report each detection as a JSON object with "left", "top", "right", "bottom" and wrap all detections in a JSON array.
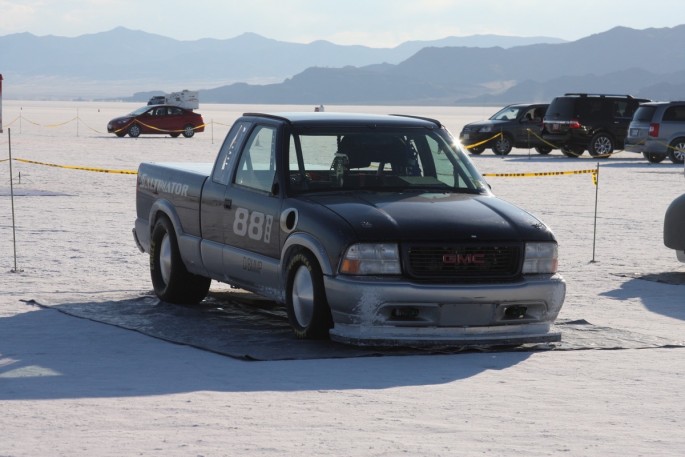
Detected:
[
  {"left": 588, "top": 133, "right": 614, "bottom": 158},
  {"left": 285, "top": 250, "right": 332, "bottom": 339},
  {"left": 182, "top": 124, "right": 195, "bottom": 138},
  {"left": 150, "top": 216, "right": 210, "bottom": 304},
  {"left": 561, "top": 145, "right": 584, "bottom": 157},
  {"left": 668, "top": 138, "right": 685, "bottom": 164},
  {"left": 643, "top": 152, "right": 666, "bottom": 163},
  {"left": 492, "top": 134, "right": 513, "bottom": 155},
  {"left": 535, "top": 146, "right": 552, "bottom": 154}
]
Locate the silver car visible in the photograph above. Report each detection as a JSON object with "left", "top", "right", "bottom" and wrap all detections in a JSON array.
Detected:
[{"left": 625, "top": 101, "right": 685, "bottom": 164}]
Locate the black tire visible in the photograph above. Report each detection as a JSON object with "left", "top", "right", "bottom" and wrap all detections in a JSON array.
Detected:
[
  {"left": 115, "top": 131, "right": 126, "bottom": 138},
  {"left": 668, "top": 138, "right": 685, "bottom": 164},
  {"left": 128, "top": 123, "right": 141, "bottom": 138},
  {"left": 285, "top": 250, "right": 333, "bottom": 339},
  {"left": 535, "top": 146, "right": 552, "bottom": 155},
  {"left": 170, "top": 132, "right": 180, "bottom": 138},
  {"left": 561, "top": 145, "right": 584, "bottom": 157},
  {"left": 468, "top": 146, "right": 485, "bottom": 155},
  {"left": 150, "top": 216, "right": 210, "bottom": 304},
  {"left": 182, "top": 124, "right": 195, "bottom": 138},
  {"left": 643, "top": 152, "right": 666, "bottom": 163},
  {"left": 588, "top": 133, "right": 614, "bottom": 158},
  {"left": 492, "top": 134, "right": 513, "bottom": 155}
]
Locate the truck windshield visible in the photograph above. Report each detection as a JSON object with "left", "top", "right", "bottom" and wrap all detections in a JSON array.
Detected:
[{"left": 287, "top": 127, "right": 489, "bottom": 194}]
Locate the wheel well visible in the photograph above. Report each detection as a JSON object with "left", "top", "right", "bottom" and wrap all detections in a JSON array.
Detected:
[
  {"left": 151, "top": 211, "right": 171, "bottom": 233},
  {"left": 280, "top": 241, "right": 335, "bottom": 291},
  {"left": 283, "top": 245, "right": 310, "bottom": 274},
  {"left": 149, "top": 208, "right": 181, "bottom": 244},
  {"left": 496, "top": 131, "right": 513, "bottom": 142},
  {"left": 281, "top": 233, "right": 335, "bottom": 277},
  {"left": 591, "top": 129, "right": 614, "bottom": 139}
]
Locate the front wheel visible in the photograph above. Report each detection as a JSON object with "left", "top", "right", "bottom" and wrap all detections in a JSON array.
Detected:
[
  {"left": 285, "top": 251, "right": 332, "bottom": 339},
  {"left": 668, "top": 138, "right": 685, "bottom": 164},
  {"left": 588, "top": 133, "right": 614, "bottom": 158},
  {"left": 492, "top": 134, "right": 513, "bottom": 155},
  {"left": 128, "top": 123, "right": 141, "bottom": 138},
  {"left": 150, "top": 216, "right": 210, "bottom": 304},
  {"left": 467, "top": 146, "right": 485, "bottom": 155},
  {"left": 535, "top": 146, "right": 552, "bottom": 155},
  {"left": 182, "top": 124, "right": 195, "bottom": 138}
]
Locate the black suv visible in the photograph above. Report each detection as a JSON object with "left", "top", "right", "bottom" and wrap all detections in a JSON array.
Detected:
[
  {"left": 542, "top": 93, "right": 648, "bottom": 157},
  {"left": 459, "top": 103, "right": 552, "bottom": 155}
]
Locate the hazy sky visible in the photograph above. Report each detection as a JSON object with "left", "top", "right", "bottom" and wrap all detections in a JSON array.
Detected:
[{"left": 1, "top": 0, "right": 683, "bottom": 47}]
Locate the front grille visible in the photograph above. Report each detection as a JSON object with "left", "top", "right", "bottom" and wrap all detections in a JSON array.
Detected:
[{"left": 404, "top": 243, "right": 522, "bottom": 281}]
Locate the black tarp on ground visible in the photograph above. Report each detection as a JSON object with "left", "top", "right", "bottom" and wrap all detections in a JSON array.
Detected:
[{"left": 26, "top": 289, "right": 684, "bottom": 361}]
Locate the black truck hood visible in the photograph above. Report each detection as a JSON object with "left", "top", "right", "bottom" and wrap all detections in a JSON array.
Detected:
[{"left": 307, "top": 192, "right": 554, "bottom": 242}]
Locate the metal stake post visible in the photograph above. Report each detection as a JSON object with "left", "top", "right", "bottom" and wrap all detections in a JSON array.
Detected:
[
  {"left": 591, "top": 162, "right": 600, "bottom": 263},
  {"left": 8, "top": 128, "right": 22, "bottom": 272}
]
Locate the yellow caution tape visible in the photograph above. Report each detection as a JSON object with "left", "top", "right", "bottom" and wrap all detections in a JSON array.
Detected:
[
  {"left": 77, "top": 117, "right": 108, "bottom": 135},
  {"left": 483, "top": 167, "right": 598, "bottom": 186},
  {"left": 18, "top": 116, "right": 77, "bottom": 128},
  {"left": 462, "top": 132, "right": 502, "bottom": 150},
  {"left": 14, "top": 158, "right": 137, "bottom": 175},
  {"left": 131, "top": 120, "right": 207, "bottom": 134},
  {"left": 482, "top": 169, "right": 596, "bottom": 178},
  {"left": 524, "top": 128, "right": 559, "bottom": 150},
  {"left": 44, "top": 117, "right": 78, "bottom": 128},
  {"left": 3, "top": 115, "right": 21, "bottom": 127},
  {"left": 524, "top": 128, "right": 623, "bottom": 158}
]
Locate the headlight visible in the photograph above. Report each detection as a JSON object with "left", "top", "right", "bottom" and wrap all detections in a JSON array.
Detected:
[
  {"left": 340, "top": 243, "right": 401, "bottom": 275},
  {"left": 479, "top": 125, "right": 493, "bottom": 133},
  {"left": 117, "top": 118, "right": 130, "bottom": 125},
  {"left": 522, "top": 242, "right": 558, "bottom": 274}
]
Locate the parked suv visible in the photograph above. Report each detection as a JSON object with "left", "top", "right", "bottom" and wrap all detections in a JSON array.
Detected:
[
  {"left": 459, "top": 103, "right": 552, "bottom": 155},
  {"left": 624, "top": 101, "right": 685, "bottom": 164},
  {"left": 542, "top": 93, "right": 648, "bottom": 158}
]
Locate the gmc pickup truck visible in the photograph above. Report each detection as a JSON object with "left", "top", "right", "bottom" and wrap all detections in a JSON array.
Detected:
[{"left": 133, "top": 112, "right": 566, "bottom": 347}]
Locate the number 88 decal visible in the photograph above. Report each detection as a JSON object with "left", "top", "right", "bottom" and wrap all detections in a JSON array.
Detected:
[{"left": 233, "top": 207, "right": 273, "bottom": 243}]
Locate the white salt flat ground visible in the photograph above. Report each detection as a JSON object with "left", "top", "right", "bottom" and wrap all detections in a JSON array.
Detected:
[{"left": 0, "top": 101, "right": 684, "bottom": 456}]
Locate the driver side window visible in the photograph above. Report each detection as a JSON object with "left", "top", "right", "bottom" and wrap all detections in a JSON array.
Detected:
[{"left": 235, "top": 125, "right": 277, "bottom": 192}]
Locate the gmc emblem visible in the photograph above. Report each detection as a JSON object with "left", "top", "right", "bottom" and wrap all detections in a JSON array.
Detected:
[{"left": 442, "top": 253, "right": 486, "bottom": 265}]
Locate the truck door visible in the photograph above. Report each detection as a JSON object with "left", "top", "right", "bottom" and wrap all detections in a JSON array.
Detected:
[
  {"left": 199, "top": 120, "right": 252, "bottom": 277},
  {"left": 222, "top": 123, "right": 283, "bottom": 294}
]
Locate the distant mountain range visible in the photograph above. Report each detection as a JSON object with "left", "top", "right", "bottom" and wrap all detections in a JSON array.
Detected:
[{"left": 1, "top": 25, "right": 684, "bottom": 105}]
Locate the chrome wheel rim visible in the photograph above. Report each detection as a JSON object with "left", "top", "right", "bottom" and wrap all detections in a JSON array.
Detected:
[
  {"left": 292, "top": 266, "right": 314, "bottom": 327},
  {"left": 593, "top": 137, "right": 612, "bottom": 155},
  {"left": 159, "top": 233, "right": 172, "bottom": 285}
]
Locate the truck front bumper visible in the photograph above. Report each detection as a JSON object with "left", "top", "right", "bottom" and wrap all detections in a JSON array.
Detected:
[{"left": 324, "top": 274, "right": 566, "bottom": 347}]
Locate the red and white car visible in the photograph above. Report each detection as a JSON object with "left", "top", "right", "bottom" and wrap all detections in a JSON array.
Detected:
[{"left": 107, "top": 105, "right": 205, "bottom": 138}]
